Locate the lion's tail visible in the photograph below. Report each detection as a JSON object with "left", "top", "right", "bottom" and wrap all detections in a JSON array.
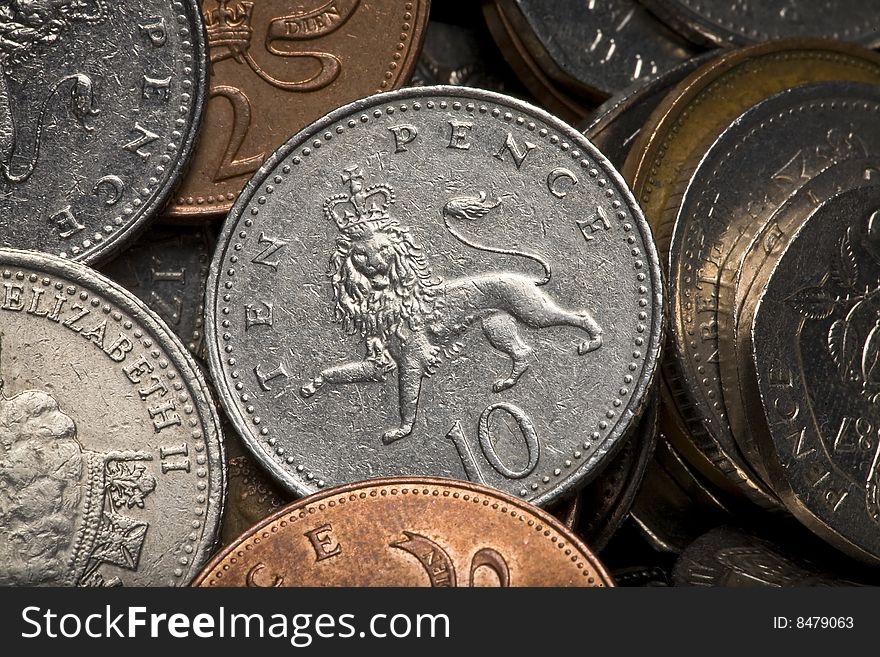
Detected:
[{"left": 442, "top": 192, "right": 552, "bottom": 286}]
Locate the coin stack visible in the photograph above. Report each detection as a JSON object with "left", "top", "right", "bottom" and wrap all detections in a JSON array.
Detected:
[{"left": 1, "top": 0, "right": 879, "bottom": 588}]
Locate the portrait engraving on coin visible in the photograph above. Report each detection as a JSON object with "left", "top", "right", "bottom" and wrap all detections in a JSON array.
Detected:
[
  {"left": 301, "top": 166, "right": 603, "bottom": 443},
  {"left": 0, "top": 0, "right": 207, "bottom": 263},
  {"left": 0, "top": 249, "right": 225, "bottom": 585},
  {"left": 0, "top": 353, "right": 158, "bottom": 587}
]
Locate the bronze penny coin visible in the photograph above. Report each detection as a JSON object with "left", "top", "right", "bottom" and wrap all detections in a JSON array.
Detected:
[
  {"left": 168, "top": 0, "right": 430, "bottom": 218},
  {"left": 194, "top": 477, "right": 614, "bottom": 586}
]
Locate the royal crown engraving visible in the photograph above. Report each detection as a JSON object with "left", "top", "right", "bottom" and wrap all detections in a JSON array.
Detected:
[
  {"left": 0, "top": 335, "right": 156, "bottom": 586},
  {"left": 205, "top": 0, "right": 361, "bottom": 92},
  {"left": 204, "top": 0, "right": 254, "bottom": 61},
  {"left": 300, "top": 166, "right": 604, "bottom": 444},
  {"left": 0, "top": 0, "right": 104, "bottom": 183}
]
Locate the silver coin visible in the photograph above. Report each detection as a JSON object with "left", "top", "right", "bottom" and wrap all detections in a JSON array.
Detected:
[
  {"left": 410, "top": 21, "right": 517, "bottom": 94},
  {"left": 0, "top": 248, "right": 225, "bottom": 585},
  {"left": 722, "top": 159, "right": 880, "bottom": 482},
  {"left": 642, "top": 0, "right": 880, "bottom": 48},
  {"left": 101, "top": 225, "right": 215, "bottom": 357},
  {"left": 206, "top": 85, "right": 663, "bottom": 504},
  {"left": 673, "top": 526, "right": 861, "bottom": 587},
  {"left": 500, "top": 0, "right": 697, "bottom": 98},
  {"left": 575, "top": 393, "right": 658, "bottom": 551},
  {"left": 747, "top": 184, "right": 880, "bottom": 563},
  {"left": 582, "top": 53, "right": 712, "bottom": 168},
  {"left": 668, "top": 82, "right": 880, "bottom": 508},
  {"left": 0, "top": 1, "right": 207, "bottom": 264},
  {"left": 630, "top": 432, "right": 732, "bottom": 553}
]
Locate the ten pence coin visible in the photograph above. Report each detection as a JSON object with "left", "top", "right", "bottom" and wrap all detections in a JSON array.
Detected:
[{"left": 205, "top": 86, "right": 663, "bottom": 506}]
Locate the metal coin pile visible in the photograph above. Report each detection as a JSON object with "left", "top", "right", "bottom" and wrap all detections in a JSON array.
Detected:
[{"left": 2, "top": 1, "right": 880, "bottom": 588}]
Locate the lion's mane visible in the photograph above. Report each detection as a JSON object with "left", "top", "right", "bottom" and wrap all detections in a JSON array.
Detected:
[
  {"left": 328, "top": 220, "right": 440, "bottom": 343},
  {"left": 0, "top": 0, "right": 108, "bottom": 69}
]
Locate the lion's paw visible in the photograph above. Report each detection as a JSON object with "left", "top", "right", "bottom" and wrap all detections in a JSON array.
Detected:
[
  {"left": 578, "top": 335, "right": 603, "bottom": 355},
  {"left": 382, "top": 425, "right": 413, "bottom": 444}
]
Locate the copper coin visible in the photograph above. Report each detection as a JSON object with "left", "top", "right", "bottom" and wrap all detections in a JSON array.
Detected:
[
  {"left": 220, "top": 426, "right": 290, "bottom": 546},
  {"left": 168, "top": 0, "right": 430, "bottom": 218},
  {"left": 194, "top": 477, "right": 614, "bottom": 586}
]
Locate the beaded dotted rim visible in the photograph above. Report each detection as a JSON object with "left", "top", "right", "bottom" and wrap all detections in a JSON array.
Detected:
[
  {"left": 195, "top": 477, "right": 613, "bottom": 586},
  {"left": 670, "top": 0, "right": 880, "bottom": 46},
  {"left": 53, "top": 0, "right": 207, "bottom": 264},
  {"left": 173, "top": 0, "right": 427, "bottom": 210},
  {"left": 0, "top": 249, "right": 225, "bottom": 584},
  {"left": 206, "top": 85, "right": 663, "bottom": 507}
]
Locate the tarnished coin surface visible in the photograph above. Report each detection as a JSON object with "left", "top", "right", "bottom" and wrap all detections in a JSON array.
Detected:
[
  {"left": 499, "top": 0, "right": 697, "bottom": 99},
  {"left": 667, "top": 83, "right": 880, "bottom": 507},
  {"left": 482, "top": 1, "right": 591, "bottom": 124},
  {"left": 101, "top": 225, "right": 215, "bottom": 356},
  {"left": 206, "top": 86, "right": 663, "bottom": 505},
  {"left": 623, "top": 40, "right": 880, "bottom": 255},
  {"left": 220, "top": 427, "right": 289, "bottom": 546},
  {"left": 0, "top": 248, "right": 225, "bottom": 586},
  {"left": 747, "top": 184, "right": 880, "bottom": 563},
  {"left": 721, "top": 158, "right": 880, "bottom": 480},
  {"left": 194, "top": 477, "right": 614, "bottom": 587},
  {"left": 410, "top": 20, "right": 518, "bottom": 94},
  {"left": 168, "top": 0, "right": 429, "bottom": 218},
  {"left": 575, "top": 394, "right": 658, "bottom": 551},
  {"left": 0, "top": 1, "right": 207, "bottom": 263},
  {"left": 673, "top": 527, "right": 860, "bottom": 587},
  {"left": 642, "top": 0, "right": 880, "bottom": 48},
  {"left": 582, "top": 54, "right": 710, "bottom": 168}
]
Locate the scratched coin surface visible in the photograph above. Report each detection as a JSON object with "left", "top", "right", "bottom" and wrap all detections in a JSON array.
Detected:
[
  {"left": 668, "top": 83, "right": 880, "bottom": 508},
  {"left": 497, "top": 0, "right": 696, "bottom": 99},
  {"left": 206, "top": 86, "right": 663, "bottom": 505},
  {"left": 641, "top": 0, "right": 880, "bottom": 48},
  {"left": 168, "top": 0, "right": 429, "bottom": 218},
  {"left": 0, "top": 1, "right": 207, "bottom": 263},
  {"left": 101, "top": 225, "right": 215, "bottom": 356},
  {"left": 194, "top": 477, "right": 614, "bottom": 587},
  {"left": 0, "top": 248, "right": 225, "bottom": 586},
  {"left": 746, "top": 184, "right": 880, "bottom": 563}
]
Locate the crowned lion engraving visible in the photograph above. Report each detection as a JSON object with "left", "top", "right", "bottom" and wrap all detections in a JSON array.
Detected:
[{"left": 300, "top": 166, "right": 604, "bottom": 444}]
